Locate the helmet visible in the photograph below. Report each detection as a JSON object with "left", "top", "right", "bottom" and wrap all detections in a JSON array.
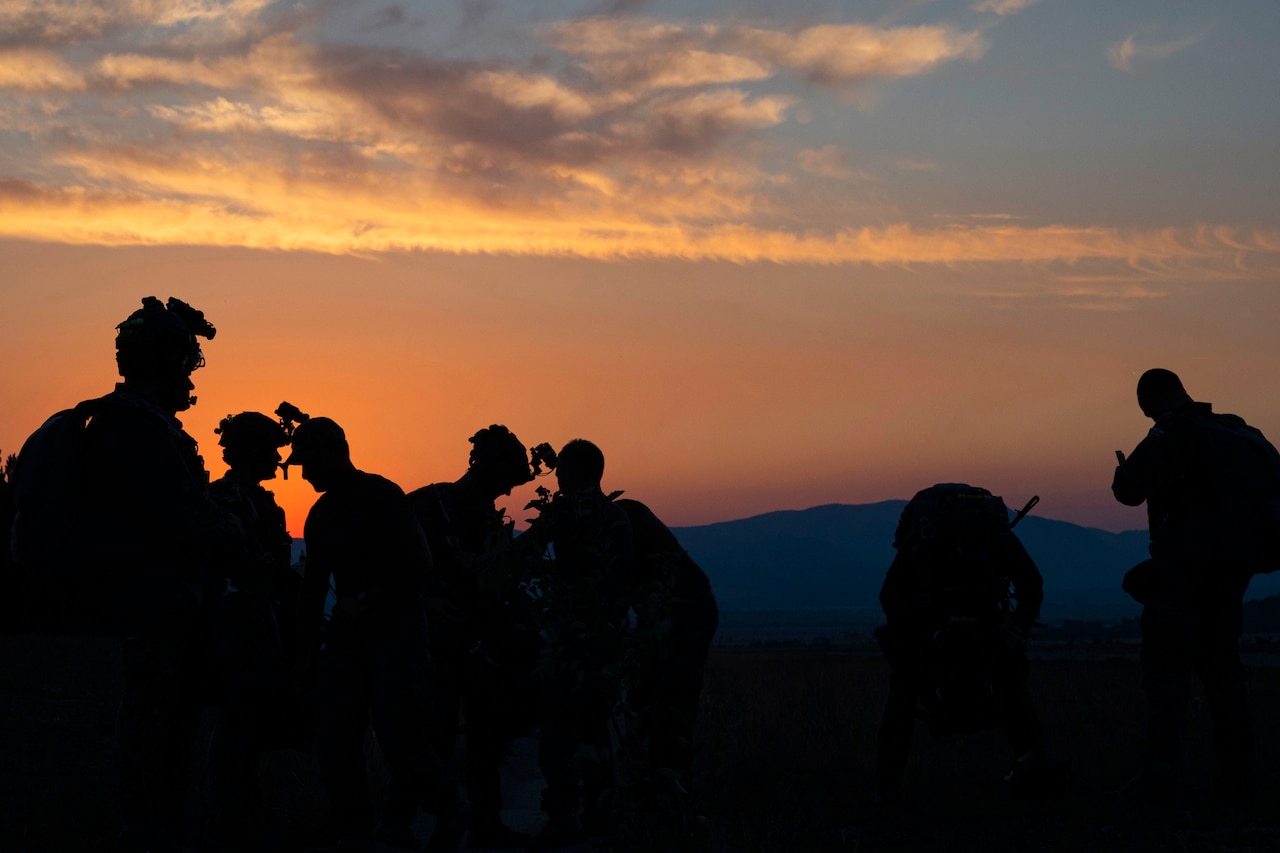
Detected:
[
  {"left": 468, "top": 424, "right": 533, "bottom": 489},
  {"left": 215, "top": 412, "right": 289, "bottom": 451},
  {"left": 115, "top": 296, "right": 216, "bottom": 380},
  {"left": 283, "top": 417, "right": 348, "bottom": 468}
]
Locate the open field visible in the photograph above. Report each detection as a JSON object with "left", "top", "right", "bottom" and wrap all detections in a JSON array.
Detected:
[{"left": 4, "top": 636, "right": 1280, "bottom": 852}]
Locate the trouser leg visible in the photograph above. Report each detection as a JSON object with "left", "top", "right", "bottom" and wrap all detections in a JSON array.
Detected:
[
  {"left": 116, "top": 598, "right": 204, "bottom": 848},
  {"left": 461, "top": 662, "right": 514, "bottom": 818},
  {"left": 369, "top": 614, "right": 455, "bottom": 813},
  {"left": 995, "top": 647, "right": 1041, "bottom": 758},
  {"left": 1139, "top": 602, "right": 1193, "bottom": 762},
  {"left": 1193, "top": 606, "right": 1252, "bottom": 767},
  {"left": 875, "top": 665, "right": 917, "bottom": 798},
  {"left": 538, "top": 656, "right": 590, "bottom": 816},
  {"left": 314, "top": 643, "right": 374, "bottom": 838}
]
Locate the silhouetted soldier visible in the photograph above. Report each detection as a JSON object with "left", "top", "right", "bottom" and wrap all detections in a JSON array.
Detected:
[
  {"left": 203, "top": 410, "right": 299, "bottom": 843},
  {"left": 615, "top": 497, "right": 718, "bottom": 791},
  {"left": 288, "top": 417, "right": 466, "bottom": 853},
  {"left": 874, "top": 484, "right": 1051, "bottom": 803},
  {"left": 393, "top": 425, "right": 539, "bottom": 848},
  {"left": 525, "top": 439, "right": 634, "bottom": 850},
  {"left": 0, "top": 473, "right": 14, "bottom": 631},
  {"left": 1112, "top": 368, "right": 1280, "bottom": 796},
  {"left": 79, "top": 297, "right": 246, "bottom": 851}
]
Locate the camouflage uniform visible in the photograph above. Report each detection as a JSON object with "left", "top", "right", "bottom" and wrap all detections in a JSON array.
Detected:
[
  {"left": 1113, "top": 401, "right": 1255, "bottom": 776},
  {"left": 527, "top": 487, "right": 634, "bottom": 819},
  {"left": 81, "top": 387, "right": 245, "bottom": 850},
  {"left": 297, "top": 469, "right": 454, "bottom": 842},
  {"left": 0, "top": 475, "right": 14, "bottom": 631},
  {"left": 615, "top": 498, "right": 718, "bottom": 781},
  {"left": 406, "top": 482, "right": 540, "bottom": 828},
  {"left": 205, "top": 473, "right": 303, "bottom": 820}
]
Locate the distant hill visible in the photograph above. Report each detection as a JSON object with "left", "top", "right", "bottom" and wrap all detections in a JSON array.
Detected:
[
  {"left": 290, "top": 500, "right": 1280, "bottom": 622},
  {"left": 671, "top": 502, "right": 1280, "bottom": 620}
]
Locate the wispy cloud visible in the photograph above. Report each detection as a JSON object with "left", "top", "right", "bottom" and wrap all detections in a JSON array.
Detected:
[
  {"left": 971, "top": 0, "right": 1041, "bottom": 16},
  {"left": 0, "top": 48, "right": 86, "bottom": 91},
  {"left": 798, "top": 146, "right": 863, "bottom": 181},
  {"left": 543, "top": 19, "right": 988, "bottom": 89},
  {"left": 1107, "top": 33, "right": 1201, "bottom": 73},
  {"left": 0, "top": 0, "right": 275, "bottom": 48}
]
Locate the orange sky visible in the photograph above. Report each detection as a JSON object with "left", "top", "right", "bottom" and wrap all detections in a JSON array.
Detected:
[
  {"left": 5, "top": 242, "right": 1280, "bottom": 537},
  {"left": 3, "top": 1, "right": 1280, "bottom": 537}
]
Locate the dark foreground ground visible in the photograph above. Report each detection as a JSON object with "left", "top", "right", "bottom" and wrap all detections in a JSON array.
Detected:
[{"left": 5, "top": 636, "right": 1280, "bottom": 852}]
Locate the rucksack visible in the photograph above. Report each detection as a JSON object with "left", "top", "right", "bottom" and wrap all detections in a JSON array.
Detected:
[
  {"left": 893, "top": 484, "right": 1018, "bottom": 618},
  {"left": 1174, "top": 410, "right": 1280, "bottom": 572},
  {"left": 10, "top": 395, "right": 120, "bottom": 633}
]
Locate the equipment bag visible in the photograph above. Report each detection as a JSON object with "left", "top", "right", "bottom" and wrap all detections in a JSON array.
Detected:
[
  {"left": 893, "top": 483, "right": 1016, "bottom": 618},
  {"left": 1185, "top": 411, "right": 1280, "bottom": 573},
  {"left": 10, "top": 396, "right": 118, "bottom": 632}
]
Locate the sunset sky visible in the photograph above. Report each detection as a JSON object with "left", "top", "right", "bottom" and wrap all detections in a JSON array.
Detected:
[{"left": 2, "top": 0, "right": 1279, "bottom": 537}]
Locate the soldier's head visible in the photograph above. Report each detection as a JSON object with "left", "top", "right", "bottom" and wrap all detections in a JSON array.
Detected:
[
  {"left": 1136, "top": 368, "right": 1193, "bottom": 419},
  {"left": 283, "top": 416, "right": 352, "bottom": 492},
  {"left": 466, "top": 425, "right": 534, "bottom": 499},
  {"left": 115, "top": 296, "right": 216, "bottom": 413},
  {"left": 555, "top": 439, "right": 605, "bottom": 493},
  {"left": 216, "top": 412, "right": 289, "bottom": 483}
]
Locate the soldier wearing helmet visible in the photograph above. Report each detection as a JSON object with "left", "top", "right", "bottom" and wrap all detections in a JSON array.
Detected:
[
  {"left": 523, "top": 439, "right": 635, "bottom": 851},
  {"left": 204, "top": 409, "right": 302, "bottom": 843},
  {"left": 383, "top": 426, "right": 539, "bottom": 848},
  {"left": 77, "top": 297, "right": 246, "bottom": 851}
]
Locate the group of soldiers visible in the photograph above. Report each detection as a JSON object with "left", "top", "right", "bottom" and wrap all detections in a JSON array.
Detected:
[
  {"left": 6, "top": 296, "right": 718, "bottom": 853},
  {"left": 7, "top": 295, "right": 1278, "bottom": 850}
]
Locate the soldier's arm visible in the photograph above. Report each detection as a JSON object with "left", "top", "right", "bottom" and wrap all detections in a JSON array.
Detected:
[
  {"left": 97, "top": 412, "right": 246, "bottom": 558},
  {"left": 1111, "top": 428, "right": 1175, "bottom": 507},
  {"left": 295, "top": 516, "right": 331, "bottom": 664},
  {"left": 878, "top": 552, "right": 915, "bottom": 625},
  {"left": 1003, "top": 534, "right": 1043, "bottom": 629}
]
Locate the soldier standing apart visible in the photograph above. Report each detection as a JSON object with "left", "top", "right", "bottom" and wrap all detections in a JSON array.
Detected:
[
  {"left": 80, "top": 297, "right": 246, "bottom": 852},
  {"left": 288, "top": 417, "right": 467, "bottom": 853},
  {"left": 614, "top": 497, "right": 718, "bottom": 792},
  {"left": 526, "top": 439, "right": 634, "bottom": 851},
  {"left": 874, "top": 484, "right": 1049, "bottom": 803},
  {"left": 203, "top": 411, "right": 298, "bottom": 843},
  {"left": 392, "top": 425, "right": 540, "bottom": 848},
  {"left": 1112, "top": 368, "right": 1280, "bottom": 796}
]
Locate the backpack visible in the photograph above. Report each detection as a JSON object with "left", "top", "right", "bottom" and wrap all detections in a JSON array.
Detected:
[
  {"left": 10, "top": 395, "right": 120, "bottom": 633},
  {"left": 891, "top": 484, "right": 1024, "bottom": 622},
  {"left": 1177, "top": 410, "right": 1280, "bottom": 573}
]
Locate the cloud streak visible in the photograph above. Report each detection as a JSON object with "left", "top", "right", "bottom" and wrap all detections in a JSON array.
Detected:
[
  {"left": 971, "top": 0, "right": 1041, "bottom": 16},
  {"left": 1107, "top": 33, "right": 1201, "bottom": 73}
]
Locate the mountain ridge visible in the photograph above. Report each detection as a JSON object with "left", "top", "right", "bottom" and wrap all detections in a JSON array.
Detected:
[{"left": 670, "top": 501, "right": 1280, "bottom": 620}]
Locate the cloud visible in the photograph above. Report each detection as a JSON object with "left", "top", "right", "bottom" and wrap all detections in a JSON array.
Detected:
[
  {"left": 546, "top": 19, "right": 988, "bottom": 89},
  {"left": 0, "top": 0, "right": 274, "bottom": 48},
  {"left": 1107, "top": 34, "right": 1201, "bottom": 74},
  {"left": 0, "top": 49, "right": 86, "bottom": 91},
  {"left": 1, "top": 167, "right": 1276, "bottom": 277},
  {"left": 971, "top": 0, "right": 1040, "bottom": 16},
  {"left": 798, "top": 145, "right": 861, "bottom": 180},
  {"left": 896, "top": 158, "right": 939, "bottom": 172},
  {"left": 0, "top": 3, "right": 1269, "bottom": 286},
  {"left": 729, "top": 24, "right": 987, "bottom": 84}
]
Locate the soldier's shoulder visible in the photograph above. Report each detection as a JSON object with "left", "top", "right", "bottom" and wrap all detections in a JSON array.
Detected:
[
  {"left": 408, "top": 481, "right": 454, "bottom": 502},
  {"left": 359, "top": 470, "right": 409, "bottom": 501},
  {"left": 209, "top": 475, "right": 239, "bottom": 497}
]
